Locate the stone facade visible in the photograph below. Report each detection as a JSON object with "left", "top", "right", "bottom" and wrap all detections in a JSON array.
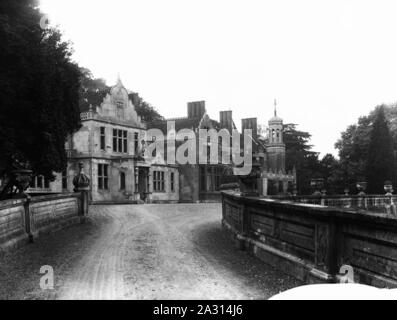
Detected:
[
  {"left": 63, "top": 78, "right": 179, "bottom": 204},
  {"left": 149, "top": 100, "right": 296, "bottom": 201},
  {"left": 239, "top": 106, "right": 295, "bottom": 196},
  {"left": 23, "top": 80, "right": 295, "bottom": 202},
  {"left": 148, "top": 102, "right": 235, "bottom": 203}
]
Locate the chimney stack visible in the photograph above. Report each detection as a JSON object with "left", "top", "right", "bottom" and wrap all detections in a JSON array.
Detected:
[
  {"left": 187, "top": 101, "right": 206, "bottom": 119},
  {"left": 241, "top": 118, "right": 258, "bottom": 140},
  {"left": 219, "top": 110, "right": 233, "bottom": 132}
]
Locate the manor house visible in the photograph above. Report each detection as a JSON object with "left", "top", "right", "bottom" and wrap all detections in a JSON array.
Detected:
[{"left": 27, "top": 78, "right": 295, "bottom": 203}]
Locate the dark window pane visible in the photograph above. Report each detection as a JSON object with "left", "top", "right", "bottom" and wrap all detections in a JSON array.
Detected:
[
  {"left": 98, "top": 177, "right": 103, "bottom": 189},
  {"left": 113, "top": 137, "right": 117, "bottom": 151},
  {"left": 37, "top": 176, "right": 43, "bottom": 188},
  {"left": 134, "top": 134, "right": 139, "bottom": 153},
  {"left": 120, "top": 172, "right": 125, "bottom": 190}
]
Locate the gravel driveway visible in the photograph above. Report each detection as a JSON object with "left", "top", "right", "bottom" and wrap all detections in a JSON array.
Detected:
[{"left": 0, "top": 203, "right": 302, "bottom": 300}]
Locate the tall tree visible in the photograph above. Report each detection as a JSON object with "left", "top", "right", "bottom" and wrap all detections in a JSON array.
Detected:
[
  {"left": 283, "top": 123, "right": 321, "bottom": 194},
  {"left": 366, "top": 106, "right": 395, "bottom": 193},
  {"left": 319, "top": 153, "right": 344, "bottom": 194},
  {"left": 0, "top": 0, "right": 82, "bottom": 180},
  {"left": 336, "top": 104, "right": 397, "bottom": 193},
  {"left": 334, "top": 117, "right": 372, "bottom": 191}
]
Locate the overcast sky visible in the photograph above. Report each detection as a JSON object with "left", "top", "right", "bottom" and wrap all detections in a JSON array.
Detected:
[{"left": 40, "top": 0, "right": 397, "bottom": 156}]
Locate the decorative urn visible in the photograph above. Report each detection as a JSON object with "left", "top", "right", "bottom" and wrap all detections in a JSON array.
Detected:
[
  {"left": 10, "top": 169, "right": 33, "bottom": 195},
  {"left": 356, "top": 181, "right": 367, "bottom": 196},
  {"left": 310, "top": 178, "right": 324, "bottom": 197},
  {"left": 384, "top": 180, "right": 394, "bottom": 196}
]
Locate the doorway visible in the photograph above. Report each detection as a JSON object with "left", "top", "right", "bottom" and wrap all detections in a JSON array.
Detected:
[{"left": 138, "top": 167, "right": 149, "bottom": 202}]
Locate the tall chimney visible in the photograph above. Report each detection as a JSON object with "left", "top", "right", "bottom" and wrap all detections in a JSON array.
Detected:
[
  {"left": 187, "top": 101, "right": 206, "bottom": 119},
  {"left": 220, "top": 110, "right": 233, "bottom": 133},
  {"left": 241, "top": 118, "right": 258, "bottom": 140}
]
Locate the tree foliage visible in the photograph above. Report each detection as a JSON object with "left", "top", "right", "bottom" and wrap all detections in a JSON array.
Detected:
[
  {"left": 0, "top": 0, "right": 81, "bottom": 179},
  {"left": 335, "top": 104, "right": 397, "bottom": 193},
  {"left": 128, "top": 93, "right": 164, "bottom": 123},
  {"left": 79, "top": 68, "right": 109, "bottom": 111},
  {"left": 318, "top": 153, "right": 344, "bottom": 194},
  {"left": 283, "top": 123, "right": 321, "bottom": 194},
  {"left": 366, "top": 106, "right": 395, "bottom": 193}
]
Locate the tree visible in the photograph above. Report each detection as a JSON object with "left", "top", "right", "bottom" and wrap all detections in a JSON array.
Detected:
[
  {"left": 334, "top": 117, "right": 372, "bottom": 191},
  {"left": 0, "top": 0, "right": 81, "bottom": 181},
  {"left": 366, "top": 106, "right": 395, "bottom": 193},
  {"left": 319, "top": 153, "right": 344, "bottom": 194},
  {"left": 128, "top": 93, "right": 164, "bottom": 123},
  {"left": 335, "top": 104, "right": 397, "bottom": 193},
  {"left": 283, "top": 123, "right": 321, "bottom": 194},
  {"left": 79, "top": 68, "right": 110, "bottom": 111}
]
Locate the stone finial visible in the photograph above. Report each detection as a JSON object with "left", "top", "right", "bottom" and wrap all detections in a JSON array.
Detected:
[{"left": 73, "top": 162, "right": 90, "bottom": 191}]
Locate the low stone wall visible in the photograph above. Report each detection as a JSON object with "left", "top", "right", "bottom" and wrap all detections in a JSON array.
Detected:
[
  {"left": 0, "top": 193, "right": 82, "bottom": 253},
  {"left": 222, "top": 191, "right": 397, "bottom": 288},
  {"left": 274, "top": 194, "right": 397, "bottom": 214},
  {"left": 0, "top": 199, "right": 27, "bottom": 251}
]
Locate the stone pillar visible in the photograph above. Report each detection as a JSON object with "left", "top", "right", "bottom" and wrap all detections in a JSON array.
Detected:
[
  {"left": 146, "top": 170, "right": 152, "bottom": 203},
  {"left": 282, "top": 181, "right": 288, "bottom": 194},
  {"left": 262, "top": 178, "right": 268, "bottom": 196},
  {"left": 73, "top": 162, "right": 90, "bottom": 223},
  {"left": 134, "top": 166, "right": 139, "bottom": 201},
  {"left": 238, "top": 160, "right": 261, "bottom": 197},
  {"left": 24, "top": 195, "right": 33, "bottom": 243}
]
